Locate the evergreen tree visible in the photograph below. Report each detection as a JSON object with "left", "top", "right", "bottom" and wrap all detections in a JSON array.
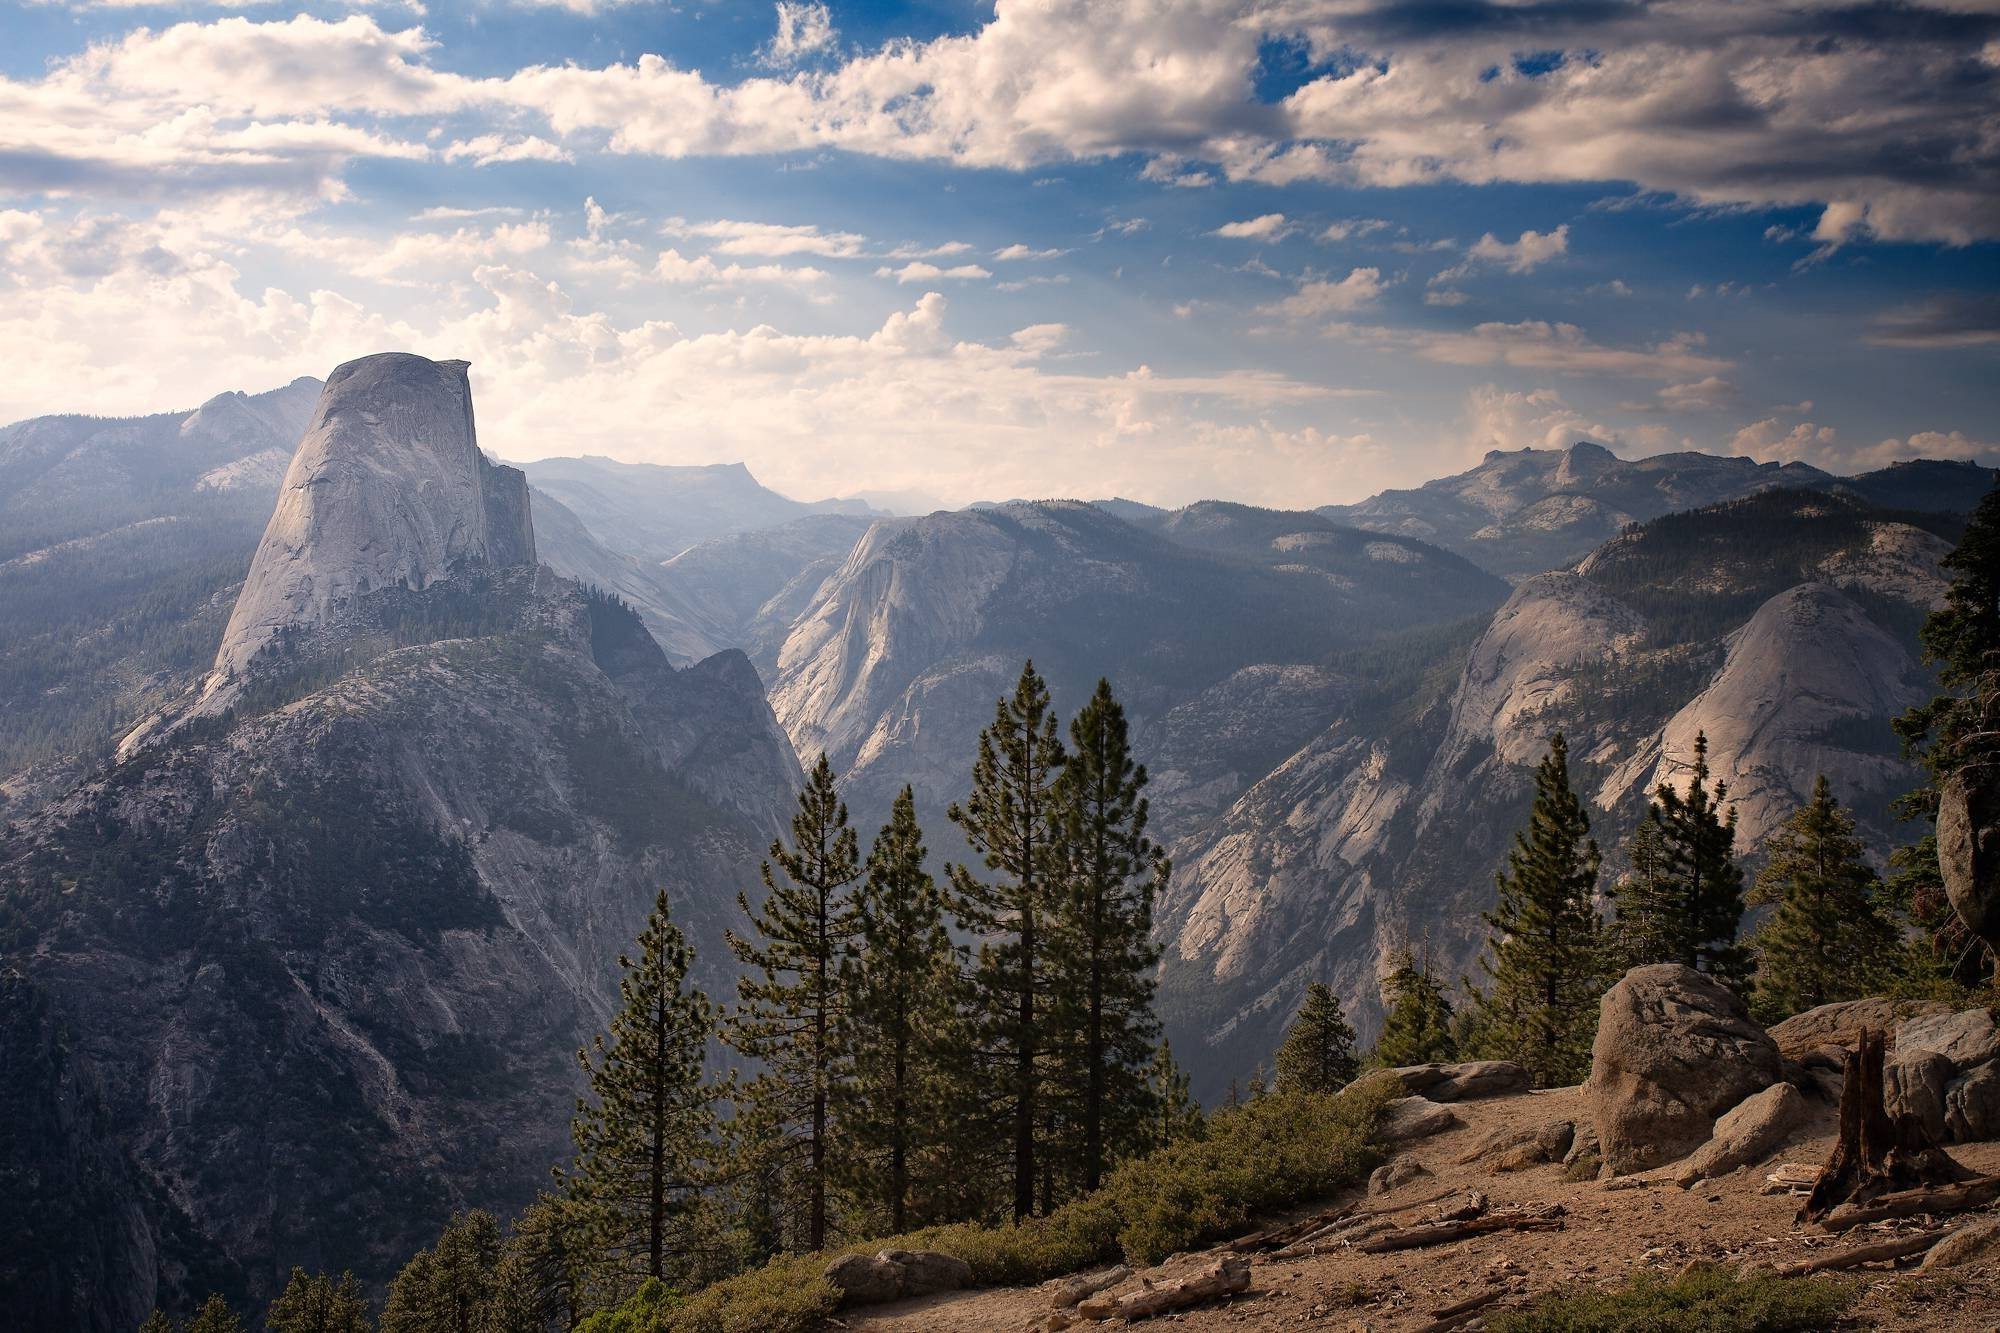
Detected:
[
  {"left": 139, "top": 1313, "right": 176, "bottom": 1333},
  {"left": 946, "top": 660, "right": 1068, "bottom": 1221},
  {"left": 566, "top": 892, "right": 718, "bottom": 1285},
  {"left": 1474, "top": 734, "right": 1606, "bottom": 1086},
  {"left": 1616, "top": 734, "right": 1749, "bottom": 985},
  {"left": 724, "top": 754, "right": 861, "bottom": 1252},
  {"left": 493, "top": 1194, "right": 591, "bottom": 1332},
  {"left": 1144, "top": 1040, "right": 1205, "bottom": 1149},
  {"left": 185, "top": 1295, "right": 243, "bottom": 1333},
  {"left": 1373, "top": 949, "right": 1456, "bottom": 1067},
  {"left": 1894, "top": 481, "right": 2000, "bottom": 983},
  {"left": 835, "top": 786, "right": 961, "bottom": 1233},
  {"left": 265, "top": 1269, "right": 370, "bottom": 1333},
  {"left": 1609, "top": 811, "right": 1677, "bottom": 968},
  {"left": 1274, "top": 982, "right": 1359, "bottom": 1094},
  {"left": 1046, "top": 679, "right": 1167, "bottom": 1193},
  {"left": 1747, "top": 776, "right": 1897, "bottom": 1021}
]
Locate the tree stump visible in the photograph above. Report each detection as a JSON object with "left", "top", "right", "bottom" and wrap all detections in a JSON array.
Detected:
[{"left": 1801, "top": 1028, "right": 1971, "bottom": 1223}]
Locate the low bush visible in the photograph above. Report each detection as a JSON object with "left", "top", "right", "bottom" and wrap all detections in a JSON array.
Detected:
[
  {"left": 579, "top": 1082, "right": 1391, "bottom": 1333},
  {"left": 1490, "top": 1263, "right": 1858, "bottom": 1332}
]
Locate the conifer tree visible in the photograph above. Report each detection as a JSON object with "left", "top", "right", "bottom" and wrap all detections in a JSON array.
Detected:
[
  {"left": 1046, "top": 679, "right": 1167, "bottom": 1193},
  {"left": 1144, "top": 1040, "right": 1205, "bottom": 1149},
  {"left": 1621, "top": 733, "right": 1750, "bottom": 985},
  {"left": 725, "top": 754, "right": 861, "bottom": 1252},
  {"left": 139, "top": 1313, "right": 176, "bottom": 1333},
  {"left": 381, "top": 1211, "right": 500, "bottom": 1333},
  {"left": 1609, "top": 811, "right": 1678, "bottom": 969},
  {"left": 947, "top": 660, "right": 1067, "bottom": 1220},
  {"left": 493, "top": 1194, "right": 591, "bottom": 1332},
  {"left": 185, "top": 1295, "right": 243, "bottom": 1333},
  {"left": 835, "top": 785, "right": 961, "bottom": 1232},
  {"left": 1474, "top": 734, "right": 1606, "bottom": 1086},
  {"left": 567, "top": 892, "right": 717, "bottom": 1285},
  {"left": 1747, "top": 776, "right": 1897, "bottom": 1021},
  {"left": 1373, "top": 949, "right": 1456, "bottom": 1067},
  {"left": 265, "top": 1269, "right": 370, "bottom": 1333},
  {"left": 1274, "top": 982, "right": 1359, "bottom": 1094}
]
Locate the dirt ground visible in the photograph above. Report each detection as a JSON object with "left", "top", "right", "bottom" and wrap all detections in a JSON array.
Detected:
[{"left": 840, "top": 1085, "right": 2000, "bottom": 1331}]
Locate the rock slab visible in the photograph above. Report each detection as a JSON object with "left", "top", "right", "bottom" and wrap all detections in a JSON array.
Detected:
[{"left": 1674, "top": 1082, "right": 1806, "bottom": 1186}]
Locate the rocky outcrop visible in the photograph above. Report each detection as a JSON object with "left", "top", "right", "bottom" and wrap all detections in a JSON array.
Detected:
[
  {"left": 1938, "top": 765, "right": 2000, "bottom": 955},
  {"left": 1587, "top": 965, "right": 1783, "bottom": 1175},
  {"left": 1767, "top": 997, "right": 1955, "bottom": 1061},
  {"left": 1379, "top": 1096, "right": 1462, "bottom": 1142},
  {"left": 204, "top": 354, "right": 536, "bottom": 706},
  {"left": 1391, "top": 1061, "right": 1531, "bottom": 1103},
  {"left": 823, "top": 1249, "right": 973, "bottom": 1306}
]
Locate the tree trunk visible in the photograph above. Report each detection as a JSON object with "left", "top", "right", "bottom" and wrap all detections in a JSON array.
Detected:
[{"left": 1802, "top": 1027, "right": 1971, "bottom": 1224}]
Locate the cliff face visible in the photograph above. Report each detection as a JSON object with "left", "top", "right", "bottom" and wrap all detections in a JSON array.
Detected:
[
  {"left": 205, "top": 355, "right": 535, "bottom": 704},
  {"left": 0, "top": 356, "right": 799, "bottom": 1325}
]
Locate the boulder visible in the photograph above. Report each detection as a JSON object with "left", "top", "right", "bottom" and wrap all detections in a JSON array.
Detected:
[
  {"left": 1391, "top": 1061, "right": 1531, "bottom": 1102},
  {"left": 1379, "top": 1096, "right": 1463, "bottom": 1143},
  {"left": 1673, "top": 1083, "right": 1806, "bottom": 1187},
  {"left": 822, "top": 1249, "right": 972, "bottom": 1306},
  {"left": 1767, "top": 997, "right": 1953, "bottom": 1061},
  {"left": 1920, "top": 1217, "right": 2000, "bottom": 1271},
  {"left": 1455, "top": 1121, "right": 1575, "bottom": 1172},
  {"left": 1937, "top": 764, "right": 2000, "bottom": 954},
  {"left": 879, "top": 1249, "right": 972, "bottom": 1297},
  {"left": 1895, "top": 1008, "right": 2000, "bottom": 1072},
  {"left": 1586, "top": 964, "right": 1783, "bottom": 1175},
  {"left": 1369, "top": 1155, "right": 1432, "bottom": 1194},
  {"left": 1887, "top": 1049, "right": 1953, "bottom": 1142},
  {"left": 1945, "top": 1062, "right": 2000, "bottom": 1143}
]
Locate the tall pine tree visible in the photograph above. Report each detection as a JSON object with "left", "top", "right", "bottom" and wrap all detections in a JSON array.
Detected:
[
  {"left": 566, "top": 892, "right": 718, "bottom": 1285},
  {"left": 380, "top": 1211, "right": 501, "bottom": 1333},
  {"left": 1144, "top": 1040, "right": 1206, "bottom": 1149},
  {"left": 1747, "top": 776, "right": 1897, "bottom": 1021},
  {"left": 265, "top": 1269, "right": 370, "bottom": 1333},
  {"left": 835, "top": 786, "right": 962, "bottom": 1233},
  {"left": 1474, "top": 734, "right": 1606, "bottom": 1086},
  {"left": 947, "top": 660, "right": 1067, "bottom": 1220},
  {"left": 1616, "top": 733, "right": 1749, "bottom": 986},
  {"left": 1373, "top": 948, "right": 1456, "bottom": 1067},
  {"left": 1274, "top": 982, "right": 1359, "bottom": 1094},
  {"left": 1609, "top": 810, "right": 1677, "bottom": 969},
  {"left": 725, "top": 754, "right": 861, "bottom": 1252},
  {"left": 1046, "top": 679, "right": 1167, "bottom": 1194}
]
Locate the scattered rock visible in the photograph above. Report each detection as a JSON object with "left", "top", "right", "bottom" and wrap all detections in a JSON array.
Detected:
[
  {"left": 1945, "top": 1062, "right": 2000, "bottom": 1143},
  {"left": 1767, "top": 996, "right": 1952, "bottom": 1061},
  {"left": 1379, "top": 1096, "right": 1463, "bottom": 1143},
  {"left": 1392, "top": 1061, "right": 1531, "bottom": 1102},
  {"left": 1455, "top": 1121, "right": 1575, "bottom": 1173},
  {"left": 1673, "top": 1083, "right": 1806, "bottom": 1186},
  {"left": 1919, "top": 1217, "right": 2000, "bottom": 1271},
  {"left": 1886, "top": 1049, "right": 1954, "bottom": 1142},
  {"left": 1369, "top": 1155, "right": 1432, "bottom": 1194},
  {"left": 1586, "top": 964, "right": 1783, "bottom": 1175},
  {"left": 822, "top": 1249, "right": 972, "bottom": 1306},
  {"left": 1896, "top": 1008, "right": 2000, "bottom": 1072}
]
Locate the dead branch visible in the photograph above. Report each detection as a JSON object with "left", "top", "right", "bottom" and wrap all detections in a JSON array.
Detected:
[
  {"left": 1817, "top": 1175, "right": 2000, "bottom": 1231},
  {"left": 1075, "top": 1255, "right": 1250, "bottom": 1321},
  {"left": 1776, "top": 1231, "right": 1944, "bottom": 1276}
]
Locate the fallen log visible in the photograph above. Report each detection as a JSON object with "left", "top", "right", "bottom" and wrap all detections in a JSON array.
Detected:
[
  {"left": 1049, "top": 1265, "right": 1130, "bottom": 1309},
  {"left": 1416, "top": 1286, "right": 1508, "bottom": 1333},
  {"left": 1266, "top": 1216, "right": 1392, "bottom": 1260},
  {"left": 1777, "top": 1231, "right": 1944, "bottom": 1276},
  {"left": 1075, "top": 1255, "right": 1250, "bottom": 1321},
  {"left": 1817, "top": 1175, "right": 2000, "bottom": 1231},
  {"left": 1354, "top": 1208, "right": 1566, "bottom": 1254},
  {"left": 1222, "top": 1204, "right": 1352, "bottom": 1253}
]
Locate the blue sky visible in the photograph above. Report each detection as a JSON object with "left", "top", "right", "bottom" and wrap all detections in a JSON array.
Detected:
[{"left": 1, "top": 0, "right": 1996, "bottom": 509}]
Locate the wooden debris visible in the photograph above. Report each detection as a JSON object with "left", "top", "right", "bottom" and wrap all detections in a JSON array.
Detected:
[
  {"left": 1760, "top": 1163, "right": 1821, "bottom": 1195},
  {"left": 1802, "top": 1028, "right": 1972, "bottom": 1223},
  {"left": 1776, "top": 1230, "right": 1944, "bottom": 1276},
  {"left": 1432, "top": 1192, "right": 1490, "bottom": 1223},
  {"left": 1416, "top": 1286, "right": 1508, "bottom": 1333},
  {"left": 1049, "top": 1265, "right": 1130, "bottom": 1309},
  {"left": 1075, "top": 1255, "right": 1250, "bottom": 1321},
  {"left": 1817, "top": 1174, "right": 2000, "bottom": 1231},
  {"left": 1355, "top": 1206, "right": 1566, "bottom": 1254},
  {"left": 1222, "top": 1204, "right": 1353, "bottom": 1253}
]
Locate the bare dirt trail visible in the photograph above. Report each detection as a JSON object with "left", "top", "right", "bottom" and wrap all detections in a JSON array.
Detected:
[{"left": 842, "top": 1085, "right": 2000, "bottom": 1331}]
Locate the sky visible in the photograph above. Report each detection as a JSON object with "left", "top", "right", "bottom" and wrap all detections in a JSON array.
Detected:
[{"left": 1, "top": 0, "right": 1997, "bottom": 510}]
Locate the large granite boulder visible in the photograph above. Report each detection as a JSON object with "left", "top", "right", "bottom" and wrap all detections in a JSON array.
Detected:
[
  {"left": 1586, "top": 964, "right": 1783, "bottom": 1175},
  {"left": 822, "top": 1249, "right": 973, "bottom": 1307},
  {"left": 1945, "top": 1062, "right": 2000, "bottom": 1143},
  {"left": 1896, "top": 1008, "right": 2000, "bottom": 1071},
  {"left": 1673, "top": 1083, "right": 1806, "bottom": 1186},
  {"left": 1887, "top": 1049, "right": 1954, "bottom": 1142},
  {"left": 1938, "top": 765, "right": 2000, "bottom": 954},
  {"left": 1767, "top": 997, "right": 1953, "bottom": 1061}
]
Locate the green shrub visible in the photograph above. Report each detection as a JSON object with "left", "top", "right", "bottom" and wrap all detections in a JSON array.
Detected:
[
  {"left": 580, "top": 1082, "right": 1391, "bottom": 1333},
  {"left": 1490, "top": 1264, "right": 1857, "bottom": 1332}
]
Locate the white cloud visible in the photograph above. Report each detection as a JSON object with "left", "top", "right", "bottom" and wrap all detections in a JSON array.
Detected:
[
  {"left": 993, "top": 243, "right": 1067, "bottom": 261},
  {"left": 1729, "top": 416, "right": 1839, "bottom": 464},
  {"left": 655, "top": 247, "right": 828, "bottom": 287},
  {"left": 1262, "top": 267, "right": 1387, "bottom": 319},
  {"left": 1212, "top": 213, "right": 1293, "bottom": 241},
  {"left": 874, "top": 260, "right": 990, "bottom": 284},
  {"left": 1462, "top": 385, "right": 1620, "bottom": 458},
  {"left": 1318, "top": 218, "right": 1390, "bottom": 244},
  {"left": 1647, "top": 376, "right": 1740, "bottom": 413},
  {"left": 764, "top": 2, "right": 837, "bottom": 67},
  {"left": 442, "top": 134, "right": 571, "bottom": 166},
  {"left": 1466, "top": 225, "right": 1569, "bottom": 273},
  {"left": 662, "top": 217, "right": 867, "bottom": 258},
  {"left": 1335, "top": 321, "right": 1729, "bottom": 381}
]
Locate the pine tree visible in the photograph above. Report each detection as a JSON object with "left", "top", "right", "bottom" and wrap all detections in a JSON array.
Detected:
[
  {"left": 1274, "top": 982, "right": 1359, "bottom": 1094},
  {"left": 946, "top": 660, "right": 1067, "bottom": 1221},
  {"left": 492, "top": 1194, "right": 591, "bottom": 1332},
  {"left": 1629, "top": 733, "right": 1750, "bottom": 985},
  {"left": 380, "top": 1211, "right": 500, "bottom": 1333},
  {"left": 1373, "top": 949, "right": 1456, "bottom": 1067},
  {"left": 567, "top": 892, "right": 718, "bottom": 1285},
  {"left": 1609, "top": 810, "right": 1678, "bottom": 968},
  {"left": 1144, "top": 1040, "right": 1205, "bottom": 1149},
  {"left": 1474, "top": 734, "right": 1606, "bottom": 1086},
  {"left": 265, "top": 1269, "right": 370, "bottom": 1333},
  {"left": 725, "top": 754, "right": 861, "bottom": 1252},
  {"left": 835, "top": 785, "right": 962, "bottom": 1233},
  {"left": 1046, "top": 679, "right": 1167, "bottom": 1194},
  {"left": 185, "top": 1295, "right": 243, "bottom": 1333},
  {"left": 139, "top": 1313, "right": 176, "bottom": 1333},
  {"left": 1747, "top": 776, "right": 1897, "bottom": 1021}
]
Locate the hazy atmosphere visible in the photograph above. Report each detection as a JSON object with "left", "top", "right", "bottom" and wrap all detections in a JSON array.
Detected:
[{"left": 5, "top": 0, "right": 1997, "bottom": 508}]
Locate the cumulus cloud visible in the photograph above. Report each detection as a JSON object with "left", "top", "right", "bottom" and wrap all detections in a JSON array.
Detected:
[
  {"left": 1335, "top": 321, "right": 1730, "bottom": 381},
  {"left": 993, "top": 243, "right": 1066, "bottom": 261},
  {"left": 1212, "top": 213, "right": 1294, "bottom": 241},
  {"left": 662, "top": 217, "right": 866, "bottom": 258},
  {"left": 1461, "top": 386, "right": 1621, "bottom": 459},
  {"left": 764, "top": 2, "right": 837, "bottom": 67},
  {"left": 874, "top": 260, "right": 991, "bottom": 283},
  {"left": 655, "top": 247, "right": 828, "bottom": 287},
  {"left": 1466, "top": 226, "right": 1568, "bottom": 274},
  {"left": 442, "top": 134, "right": 571, "bottom": 166},
  {"left": 1261, "top": 267, "right": 1387, "bottom": 318}
]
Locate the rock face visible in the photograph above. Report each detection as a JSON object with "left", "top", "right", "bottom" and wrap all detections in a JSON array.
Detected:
[
  {"left": 0, "top": 355, "right": 801, "bottom": 1326},
  {"left": 1937, "top": 765, "right": 2000, "bottom": 955},
  {"left": 1587, "top": 965, "right": 1783, "bottom": 1175},
  {"left": 205, "top": 354, "right": 536, "bottom": 705}
]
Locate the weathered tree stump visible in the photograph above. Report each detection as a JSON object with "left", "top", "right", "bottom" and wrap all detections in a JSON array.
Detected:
[{"left": 1801, "top": 1028, "right": 1971, "bottom": 1224}]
